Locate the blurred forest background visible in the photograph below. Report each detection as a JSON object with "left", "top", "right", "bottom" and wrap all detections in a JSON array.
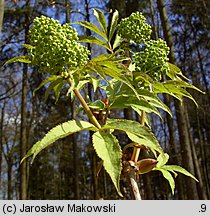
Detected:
[{"left": 0, "top": 0, "right": 209, "bottom": 200}]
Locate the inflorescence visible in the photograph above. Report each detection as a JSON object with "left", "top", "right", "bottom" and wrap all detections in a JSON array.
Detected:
[{"left": 28, "top": 16, "right": 90, "bottom": 75}]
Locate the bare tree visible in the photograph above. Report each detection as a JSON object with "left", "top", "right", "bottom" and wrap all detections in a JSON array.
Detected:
[
  {"left": 20, "top": 0, "right": 30, "bottom": 200},
  {"left": 0, "top": 0, "right": 4, "bottom": 32},
  {"left": 156, "top": 0, "right": 203, "bottom": 199}
]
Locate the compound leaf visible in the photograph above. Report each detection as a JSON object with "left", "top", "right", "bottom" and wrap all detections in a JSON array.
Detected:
[{"left": 21, "top": 120, "right": 97, "bottom": 163}]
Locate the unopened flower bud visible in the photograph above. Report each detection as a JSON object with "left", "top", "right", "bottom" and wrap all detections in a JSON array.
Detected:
[{"left": 136, "top": 158, "right": 157, "bottom": 174}]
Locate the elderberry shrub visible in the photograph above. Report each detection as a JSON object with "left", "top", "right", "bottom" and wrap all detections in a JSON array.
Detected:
[
  {"left": 134, "top": 39, "right": 170, "bottom": 81},
  {"left": 28, "top": 16, "right": 90, "bottom": 75},
  {"left": 117, "top": 12, "right": 152, "bottom": 44}
]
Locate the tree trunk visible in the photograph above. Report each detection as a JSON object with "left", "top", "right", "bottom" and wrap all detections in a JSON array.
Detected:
[
  {"left": 71, "top": 102, "right": 79, "bottom": 199},
  {"left": 0, "top": 0, "right": 4, "bottom": 32},
  {"left": 185, "top": 109, "right": 208, "bottom": 199},
  {"left": 157, "top": 0, "right": 199, "bottom": 199},
  {"left": 20, "top": 0, "right": 30, "bottom": 200},
  {"left": 64, "top": 0, "right": 79, "bottom": 200},
  {"left": 7, "top": 156, "right": 12, "bottom": 199},
  {"left": 149, "top": 0, "right": 184, "bottom": 199},
  {"left": 0, "top": 101, "right": 5, "bottom": 191}
]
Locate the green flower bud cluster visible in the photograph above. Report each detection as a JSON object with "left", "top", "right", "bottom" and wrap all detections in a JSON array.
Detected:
[
  {"left": 134, "top": 39, "right": 170, "bottom": 81},
  {"left": 28, "top": 16, "right": 90, "bottom": 75},
  {"left": 117, "top": 12, "right": 152, "bottom": 44}
]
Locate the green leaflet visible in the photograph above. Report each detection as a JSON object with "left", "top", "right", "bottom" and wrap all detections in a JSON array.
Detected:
[
  {"left": 110, "top": 95, "right": 161, "bottom": 117},
  {"left": 137, "top": 89, "right": 171, "bottom": 115},
  {"left": 106, "top": 79, "right": 122, "bottom": 100},
  {"left": 4, "top": 55, "right": 31, "bottom": 65},
  {"left": 90, "top": 53, "right": 115, "bottom": 62},
  {"left": 156, "top": 153, "right": 169, "bottom": 168},
  {"left": 109, "top": 10, "right": 119, "bottom": 41},
  {"left": 111, "top": 97, "right": 161, "bottom": 119},
  {"left": 34, "top": 75, "right": 66, "bottom": 103},
  {"left": 90, "top": 76, "right": 101, "bottom": 93},
  {"left": 103, "top": 119, "right": 163, "bottom": 154},
  {"left": 114, "top": 86, "right": 172, "bottom": 117},
  {"left": 167, "top": 62, "right": 189, "bottom": 80},
  {"left": 155, "top": 164, "right": 198, "bottom": 194},
  {"left": 90, "top": 53, "right": 129, "bottom": 64},
  {"left": 33, "top": 75, "right": 62, "bottom": 96},
  {"left": 93, "top": 8, "right": 107, "bottom": 34},
  {"left": 92, "top": 131, "right": 122, "bottom": 197},
  {"left": 54, "top": 80, "right": 67, "bottom": 103},
  {"left": 148, "top": 100, "right": 172, "bottom": 117},
  {"left": 153, "top": 80, "right": 203, "bottom": 106},
  {"left": 88, "top": 100, "right": 105, "bottom": 110},
  {"left": 99, "top": 61, "right": 123, "bottom": 73},
  {"left": 22, "top": 44, "right": 34, "bottom": 50},
  {"left": 168, "top": 86, "right": 197, "bottom": 106},
  {"left": 44, "top": 78, "right": 64, "bottom": 102},
  {"left": 87, "top": 56, "right": 140, "bottom": 101},
  {"left": 164, "top": 80, "right": 203, "bottom": 91},
  {"left": 113, "top": 34, "right": 124, "bottom": 50},
  {"left": 156, "top": 168, "right": 175, "bottom": 194},
  {"left": 75, "top": 21, "right": 108, "bottom": 41},
  {"left": 21, "top": 120, "right": 97, "bottom": 163},
  {"left": 126, "top": 133, "right": 162, "bottom": 156},
  {"left": 78, "top": 35, "right": 111, "bottom": 51},
  {"left": 162, "top": 165, "right": 199, "bottom": 182},
  {"left": 153, "top": 81, "right": 176, "bottom": 94}
]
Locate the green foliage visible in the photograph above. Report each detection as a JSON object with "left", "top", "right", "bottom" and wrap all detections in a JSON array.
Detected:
[
  {"left": 108, "top": 10, "right": 119, "bottom": 41},
  {"left": 156, "top": 153, "right": 169, "bottom": 168},
  {"left": 75, "top": 21, "right": 108, "bottom": 41},
  {"left": 103, "top": 118, "right": 163, "bottom": 154},
  {"left": 78, "top": 35, "right": 111, "bottom": 51},
  {"left": 117, "top": 12, "right": 152, "bottom": 44},
  {"left": 21, "top": 120, "right": 97, "bottom": 163},
  {"left": 93, "top": 8, "right": 107, "bottom": 34},
  {"left": 92, "top": 132, "right": 122, "bottom": 196},
  {"left": 109, "top": 85, "right": 172, "bottom": 117},
  {"left": 155, "top": 153, "right": 198, "bottom": 194},
  {"left": 33, "top": 75, "right": 67, "bottom": 103},
  {"left": 4, "top": 55, "right": 31, "bottom": 64},
  {"left": 88, "top": 100, "right": 105, "bottom": 110},
  {"left": 153, "top": 80, "right": 202, "bottom": 106}
]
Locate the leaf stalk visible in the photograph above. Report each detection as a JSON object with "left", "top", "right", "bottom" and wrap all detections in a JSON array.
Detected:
[
  {"left": 131, "top": 111, "right": 146, "bottom": 162},
  {"left": 67, "top": 78, "right": 101, "bottom": 129}
]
